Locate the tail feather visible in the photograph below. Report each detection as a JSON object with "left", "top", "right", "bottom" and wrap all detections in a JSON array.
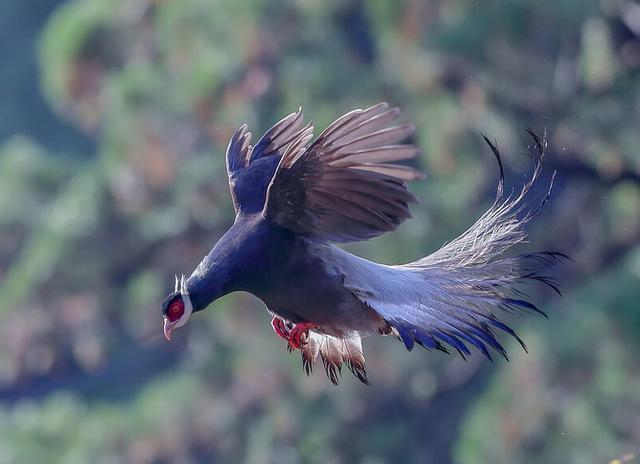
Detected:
[
  {"left": 345, "top": 130, "right": 566, "bottom": 360},
  {"left": 412, "top": 130, "right": 554, "bottom": 270}
]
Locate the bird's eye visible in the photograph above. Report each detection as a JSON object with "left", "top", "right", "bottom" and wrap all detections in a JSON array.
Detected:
[{"left": 167, "top": 300, "right": 184, "bottom": 322}]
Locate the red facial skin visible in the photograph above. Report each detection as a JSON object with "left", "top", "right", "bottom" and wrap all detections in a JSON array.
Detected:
[
  {"left": 163, "top": 297, "right": 185, "bottom": 341},
  {"left": 166, "top": 299, "right": 184, "bottom": 323}
]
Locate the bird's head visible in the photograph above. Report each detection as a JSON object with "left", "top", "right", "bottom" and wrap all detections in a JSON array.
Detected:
[{"left": 161, "top": 274, "right": 193, "bottom": 341}]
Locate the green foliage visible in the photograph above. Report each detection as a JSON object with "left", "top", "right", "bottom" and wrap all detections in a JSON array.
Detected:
[
  {"left": 0, "top": 0, "right": 638, "bottom": 461},
  {"left": 456, "top": 250, "right": 640, "bottom": 463}
]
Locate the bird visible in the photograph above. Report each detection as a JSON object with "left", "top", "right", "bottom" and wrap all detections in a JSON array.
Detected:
[{"left": 161, "top": 102, "right": 565, "bottom": 385}]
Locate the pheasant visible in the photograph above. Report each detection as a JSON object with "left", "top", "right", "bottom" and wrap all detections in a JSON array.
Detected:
[{"left": 161, "top": 103, "right": 564, "bottom": 385}]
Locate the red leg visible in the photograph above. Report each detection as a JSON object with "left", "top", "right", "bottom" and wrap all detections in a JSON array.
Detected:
[
  {"left": 271, "top": 316, "right": 290, "bottom": 341},
  {"left": 288, "top": 322, "right": 318, "bottom": 350}
]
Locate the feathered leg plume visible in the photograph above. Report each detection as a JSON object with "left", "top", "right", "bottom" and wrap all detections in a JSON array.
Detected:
[{"left": 300, "top": 331, "right": 369, "bottom": 385}]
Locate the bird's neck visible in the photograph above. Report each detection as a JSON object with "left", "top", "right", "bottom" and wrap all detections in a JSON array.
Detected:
[
  {"left": 185, "top": 214, "right": 286, "bottom": 312},
  {"left": 185, "top": 256, "right": 232, "bottom": 313}
]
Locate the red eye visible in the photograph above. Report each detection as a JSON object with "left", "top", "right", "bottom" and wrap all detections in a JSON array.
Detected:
[{"left": 167, "top": 300, "right": 184, "bottom": 322}]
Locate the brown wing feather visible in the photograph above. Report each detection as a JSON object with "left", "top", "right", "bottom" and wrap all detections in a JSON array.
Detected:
[{"left": 263, "top": 102, "right": 424, "bottom": 242}]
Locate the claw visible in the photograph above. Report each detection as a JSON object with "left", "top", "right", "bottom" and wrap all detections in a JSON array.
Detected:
[
  {"left": 288, "top": 322, "right": 318, "bottom": 350},
  {"left": 271, "top": 317, "right": 317, "bottom": 351},
  {"left": 271, "top": 316, "right": 290, "bottom": 341}
]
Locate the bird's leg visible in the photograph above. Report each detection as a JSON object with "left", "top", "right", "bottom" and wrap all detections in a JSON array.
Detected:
[
  {"left": 271, "top": 316, "right": 291, "bottom": 341},
  {"left": 288, "top": 322, "right": 318, "bottom": 350}
]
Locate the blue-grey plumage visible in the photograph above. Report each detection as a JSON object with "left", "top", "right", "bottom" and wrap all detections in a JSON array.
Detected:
[{"left": 161, "top": 103, "right": 565, "bottom": 385}]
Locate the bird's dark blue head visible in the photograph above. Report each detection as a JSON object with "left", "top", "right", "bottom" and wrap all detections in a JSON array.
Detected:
[
  {"left": 160, "top": 214, "right": 281, "bottom": 341},
  {"left": 161, "top": 275, "right": 193, "bottom": 341}
]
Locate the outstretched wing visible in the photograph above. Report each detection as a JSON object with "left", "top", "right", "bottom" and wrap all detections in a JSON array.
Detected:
[
  {"left": 225, "top": 109, "right": 312, "bottom": 214},
  {"left": 263, "top": 103, "right": 424, "bottom": 242}
]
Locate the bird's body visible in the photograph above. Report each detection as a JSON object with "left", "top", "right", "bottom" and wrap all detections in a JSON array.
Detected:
[
  {"left": 161, "top": 103, "right": 564, "bottom": 385},
  {"left": 253, "top": 240, "right": 383, "bottom": 335},
  {"left": 187, "top": 214, "right": 383, "bottom": 336}
]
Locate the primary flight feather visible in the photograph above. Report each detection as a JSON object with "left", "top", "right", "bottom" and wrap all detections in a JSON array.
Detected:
[{"left": 161, "top": 103, "right": 564, "bottom": 385}]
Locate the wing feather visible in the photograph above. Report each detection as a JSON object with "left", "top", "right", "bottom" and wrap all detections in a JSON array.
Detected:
[
  {"left": 328, "top": 124, "right": 416, "bottom": 155},
  {"left": 313, "top": 104, "right": 385, "bottom": 146},
  {"left": 249, "top": 108, "right": 305, "bottom": 162},
  {"left": 315, "top": 186, "right": 412, "bottom": 219},
  {"left": 263, "top": 103, "right": 423, "bottom": 242},
  {"left": 329, "top": 145, "right": 420, "bottom": 165},
  {"left": 316, "top": 105, "right": 399, "bottom": 148},
  {"left": 225, "top": 108, "right": 309, "bottom": 214},
  {"left": 350, "top": 163, "right": 424, "bottom": 181},
  {"left": 225, "top": 124, "right": 251, "bottom": 175},
  {"left": 312, "top": 190, "right": 398, "bottom": 231}
]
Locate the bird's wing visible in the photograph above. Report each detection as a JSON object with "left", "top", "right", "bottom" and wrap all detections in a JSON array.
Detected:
[
  {"left": 225, "top": 109, "right": 312, "bottom": 214},
  {"left": 262, "top": 102, "right": 423, "bottom": 242}
]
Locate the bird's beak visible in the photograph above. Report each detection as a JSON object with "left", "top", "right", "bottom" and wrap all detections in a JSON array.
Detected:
[{"left": 163, "top": 317, "right": 175, "bottom": 342}]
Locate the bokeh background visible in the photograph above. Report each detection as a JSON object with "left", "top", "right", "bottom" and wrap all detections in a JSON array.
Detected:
[{"left": 1, "top": 0, "right": 639, "bottom": 462}]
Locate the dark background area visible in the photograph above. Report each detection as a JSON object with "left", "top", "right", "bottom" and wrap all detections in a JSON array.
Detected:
[{"left": 0, "top": 0, "right": 639, "bottom": 462}]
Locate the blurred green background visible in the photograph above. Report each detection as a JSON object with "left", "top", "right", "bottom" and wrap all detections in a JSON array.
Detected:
[{"left": 1, "top": 0, "right": 639, "bottom": 462}]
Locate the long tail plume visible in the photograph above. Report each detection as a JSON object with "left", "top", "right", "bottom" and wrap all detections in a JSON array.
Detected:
[
  {"left": 380, "top": 129, "right": 568, "bottom": 360},
  {"left": 413, "top": 129, "right": 559, "bottom": 269}
]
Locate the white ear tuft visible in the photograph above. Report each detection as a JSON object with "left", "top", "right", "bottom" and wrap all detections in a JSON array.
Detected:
[{"left": 180, "top": 274, "right": 188, "bottom": 295}]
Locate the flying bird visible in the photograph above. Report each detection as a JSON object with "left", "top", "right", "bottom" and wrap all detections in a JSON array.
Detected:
[{"left": 161, "top": 103, "right": 564, "bottom": 385}]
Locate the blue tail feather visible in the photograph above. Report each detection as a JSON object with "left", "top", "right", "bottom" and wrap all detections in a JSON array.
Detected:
[
  {"left": 503, "top": 298, "right": 548, "bottom": 318},
  {"left": 394, "top": 325, "right": 415, "bottom": 351},
  {"left": 389, "top": 314, "right": 526, "bottom": 360},
  {"left": 434, "top": 330, "right": 472, "bottom": 358}
]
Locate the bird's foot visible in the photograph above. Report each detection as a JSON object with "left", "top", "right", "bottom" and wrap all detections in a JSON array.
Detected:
[
  {"left": 288, "top": 322, "right": 318, "bottom": 350},
  {"left": 271, "top": 316, "right": 291, "bottom": 341}
]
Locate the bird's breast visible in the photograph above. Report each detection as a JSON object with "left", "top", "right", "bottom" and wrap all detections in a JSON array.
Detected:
[{"left": 249, "top": 240, "right": 383, "bottom": 334}]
